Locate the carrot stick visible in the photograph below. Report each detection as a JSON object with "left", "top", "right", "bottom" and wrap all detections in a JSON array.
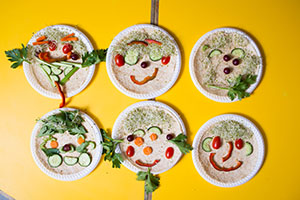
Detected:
[
  {"left": 61, "top": 33, "right": 75, "bottom": 41},
  {"left": 61, "top": 37, "right": 78, "bottom": 41},
  {"left": 33, "top": 41, "right": 49, "bottom": 45},
  {"left": 54, "top": 81, "right": 65, "bottom": 108},
  {"left": 36, "top": 36, "right": 47, "bottom": 42}
]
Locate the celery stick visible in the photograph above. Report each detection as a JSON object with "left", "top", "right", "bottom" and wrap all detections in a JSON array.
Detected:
[
  {"left": 60, "top": 67, "right": 79, "bottom": 85},
  {"left": 39, "top": 64, "right": 55, "bottom": 87},
  {"left": 36, "top": 58, "right": 59, "bottom": 68}
]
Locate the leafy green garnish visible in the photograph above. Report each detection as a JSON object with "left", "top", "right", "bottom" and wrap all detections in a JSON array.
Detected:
[
  {"left": 42, "top": 148, "right": 60, "bottom": 157},
  {"left": 208, "top": 74, "right": 257, "bottom": 101},
  {"left": 5, "top": 44, "right": 31, "bottom": 68},
  {"left": 82, "top": 48, "right": 107, "bottom": 67},
  {"left": 137, "top": 168, "right": 160, "bottom": 194},
  {"left": 169, "top": 133, "right": 193, "bottom": 154},
  {"left": 100, "top": 129, "right": 123, "bottom": 168},
  {"left": 76, "top": 141, "right": 89, "bottom": 153},
  {"left": 38, "top": 110, "right": 87, "bottom": 137}
]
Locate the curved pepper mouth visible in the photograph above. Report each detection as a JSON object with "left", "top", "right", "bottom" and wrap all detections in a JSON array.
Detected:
[
  {"left": 209, "top": 153, "right": 243, "bottom": 172},
  {"left": 130, "top": 68, "right": 159, "bottom": 85},
  {"left": 135, "top": 159, "right": 160, "bottom": 167}
]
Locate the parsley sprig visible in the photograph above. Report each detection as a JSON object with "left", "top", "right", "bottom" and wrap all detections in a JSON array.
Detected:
[
  {"left": 137, "top": 168, "right": 160, "bottom": 194},
  {"left": 169, "top": 133, "right": 193, "bottom": 154},
  {"left": 208, "top": 74, "right": 257, "bottom": 101},
  {"left": 5, "top": 44, "right": 31, "bottom": 68},
  {"left": 100, "top": 129, "right": 123, "bottom": 168},
  {"left": 82, "top": 48, "right": 107, "bottom": 67}
]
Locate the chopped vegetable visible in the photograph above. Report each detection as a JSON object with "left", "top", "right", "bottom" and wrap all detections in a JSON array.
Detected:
[
  {"left": 201, "top": 137, "right": 212, "bottom": 152},
  {"left": 235, "top": 138, "right": 244, "bottom": 149},
  {"left": 245, "top": 142, "right": 253, "bottom": 156},
  {"left": 145, "top": 39, "right": 162, "bottom": 45},
  {"left": 82, "top": 49, "right": 107, "bottom": 67},
  {"left": 54, "top": 81, "right": 65, "bottom": 108},
  {"left": 62, "top": 37, "right": 78, "bottom": 41},
  {"left": 202, "top": 45, "right": 210, "bottom": 51},
  {"left": 76, "top": 141, "right": 89, "bottom": 153},
  {"left": 208, "top": 49, "right": 222, "bottom": 58},
  {"left": 64, "top": 156, "right": 78, "bottom": 166},
  {"left": 50, "top": 140, "right": 58, "bottom": 148},
  {"left": 161, "top": 56, "right": 170, "bottom": 65},
  {"left": 130, "top": 68, "right": 159, "bottom": 85},
  {"left": 36, "top": 36, "right": 47, "bottom": 42},
  {"left": 135, "top": 159, "right": 160, "bottom": 167},
  {"left": 78, "top": 153, "right": 91, "bottom": 167},
  {"left": 212, "top": 136, "right": 221, "bottom": 149},
  {"left": 137, "top": 168, "right": 160, "bottom": 194},
  {"left": 143, "top": 146, "right": 153, "bottom": 155},
  {"left": 150, "top": 133, "right": 158, "bottom": 141},
  {"left": 126, "top": 146, "right": 135, "bottom": 157},
  {"left": 134, "top": 137, "right": 144, "bottom": 146},
  {"left": 209, "top": 153, "right": 243, "bottom": 172},
  {"left": 127, "top": 41, "right": 148, "bottom": 46},
  {"left": 77, "top": 136, "right": 85, "bottom": 145},
  {"left": 231, "top": 48, "right": 245, "bottom": 58},
  {"left": 61, "top": 33, "right": 75, "bottom": 41},
  {"left": 48, "top": 154, "right": 62, "bottom": 168},
  {"left": 62, "top": 44, "right": 73, "bottom": 54},
  {"left": 165, "top": 147, "right": 174, "bottom": 159},
  {"left": 168, "top": 133, "right": 193, "bottom": 154},
  {"left": 33, "top": 41, "right": 49, "bottom": 45},
  {"left": 222, "top": 141, "right": 233, "bottom": 162},
  {"left": 124, "top": 48, "right": 139, "bottom": 65},
  {"left": 100, "top": 129, "right": 124, "bottom": 168},
  {"left": 114, "top": 54, "right": 125, "bottom": 67},
  {"left": 133, "top": 129, "right": 145, "bottom": 137},
  {"left": 208, "top": 74, "right": 257, "bottom": 101},
  {"left": 42, "top": 148, "right": 60, "bottom": 157},
  {"left": 5, "top": 44, "right": 31, "bottom": 68}
]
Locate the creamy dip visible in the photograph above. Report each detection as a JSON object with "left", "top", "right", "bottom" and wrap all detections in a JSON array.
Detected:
[
  {"left": 115, "top": 105, "right": 184, "bottom": 173},
  {"left": 193, "top": 30, "right": 261, "bottom": 96}
]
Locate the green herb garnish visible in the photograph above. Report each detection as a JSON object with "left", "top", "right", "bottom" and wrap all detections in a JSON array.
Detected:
[
  {"left": 100, "top": 129, "right": 123, "bottom": 168},
  {"left": 76, "top": 141, "right": 89, "bottom": 153},
  {"left": 82, "top": 48, "right": 107, "bottom": 67},
  {"left": 5, "top": 44, "right": 31, "bottom": 68},
  {"left": 137, "top": 168, "right": 160, "bottom": 194},
  {"left": 38, "top": 110, "right": 87, "bottom": 137},
  {"left": 208, "top": 74, "right": 257, "bottom": 101},
  {"left": 169, "top": 133, "right": 193, "bottom": 154}
]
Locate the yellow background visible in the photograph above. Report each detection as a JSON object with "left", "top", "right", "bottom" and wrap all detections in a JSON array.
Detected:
[{"left": 0, "top": 0, "right": 299, "bottom": 199}]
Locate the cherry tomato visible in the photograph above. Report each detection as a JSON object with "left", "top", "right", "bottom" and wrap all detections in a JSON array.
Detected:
[
  {"left": 165, "top": 147, "right": 174, "bottom": 159},
  {"left": 48, "top": 41, "right": 57, "bottom": 51},
  {"left": 126, "top": 146, "right": 135, "bottom": 157},
  {"left": 161, "top": 56, "right": 170, "bottom": 65},
  {"left": 212, "top": 136, "right": 221, "bottom": 149},
  {"left": 62, "top": 43, "right": 73, "bottom": 54},
  {"left": 115, "top": 54, "right": 125, "bottom": 67},
  {"left": 235, "top": 139, "right": 244, "bottom": 149}
]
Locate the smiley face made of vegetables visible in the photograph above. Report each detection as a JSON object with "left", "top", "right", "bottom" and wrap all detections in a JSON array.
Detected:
[
  {"left": 113, "top": 102, "right": 186, "bottom": 174},
  {"left": 107, "top": 24, "right": 181, "bottom": 99}
]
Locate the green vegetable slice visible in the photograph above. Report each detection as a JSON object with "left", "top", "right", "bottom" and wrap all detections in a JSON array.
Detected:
[
  {"left": 208, "top": 49, "right": 222, "bottom": 58},
  {"left": 202, "top": 45, "right": 210, "bottom": 51},
  {"left": 125, "top": 49, "right": 139, "bottom": 65},
  {"left": 52, "top": 67, "right": 63, "bottom": 75},
  {"left": 149, "top": 48, "right": 163, "bottom": 61},
  {"left": 78, "top": 153, "right": 91, "bottom": 167},
  {"left": 48, "top": 154, "right": 62, "bottom": 168},
  {"left": 88, "top": 141, "right": 96, "bottom": 150},
  {"left": 50, "top": 75, "right": 59, "bottom": 82},
  {"left": 245, "top": 142, "right": 253, "bottom": 156},
  {"left": 202, "top": 137, "right": 212, "bottom": 152},
  {"left": 147, "top": 126, "right": 162, "bottom": 135},
  {"left": 231, "top": 48, "right": 245, "bottom": 58},
  {"left": 133, "top": 129, "right": 146, "bottom": 137},
  {"left": 64, "top": 156, "right": 78, "bottom": 166}
]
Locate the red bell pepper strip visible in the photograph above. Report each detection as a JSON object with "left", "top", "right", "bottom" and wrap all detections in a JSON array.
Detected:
[
  {"left": 222, "top": 141, "right": 233, "bottom": 162},
  {"left": 145, "top": 39, "right": 162, "bottom": 45},
  {"left": 209, "top": 153, "right": 243, "bottom": 172},
  {"left": 127, "top": 41, "right": 148, "bottom": 46},
  {"left": 54, "top": 81, "right": 65, "bottom": 108},
  {"left": 130, "top": 68, "right": 159, "bottom": 85},
  {"left": 135, "top": 159, "right": 160, "bottom": 167}
]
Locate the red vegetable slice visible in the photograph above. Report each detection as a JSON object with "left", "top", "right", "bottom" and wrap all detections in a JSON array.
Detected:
[
  {"left": 135, "top": 159, "right": 160, "bottom": 167},
  {"left": 161, "top": 56, "right": 170, "bottom": 65},
  {"left": 127, "top": 41, "right": 148, "bottom": 46},
  {"left": 165, "top": 147, "right": 174, "bottom": 159},
  {"left": 145, "top": 39, "right": 162, "bottom": 45},
  {"left": 223, "top": 161, "right": 243, "bottom": 172},
  {"left": 54, "top": 81, "right": 65, "bottom": 108},
  {"left": 126, "top": 146, "right": 135, "bottom": 157},
  {"left": 222, "top": 141, "right": 233, "bottom": 162},
  {"left": 209, "top": 153, "right": 243, "bottom": 172},
  {"left": 130, "top": 68, "right": 159, "bottom": 85}
]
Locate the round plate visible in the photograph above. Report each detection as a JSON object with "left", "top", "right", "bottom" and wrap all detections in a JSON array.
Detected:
[
  {"left": 106, "top": 24, "right": 181, "bottom": 99},
  {"left": 112, "top": 101, "right": 186, "bottom": 174},
  {"left": 24, "top": 25, "right": 95, "bottom": 99},
  {"left": 31, "top": 108, "right": 102, "bottom": 181},
  {"left": 192, "top": 114, "right": 265, "bottom": 187},
  {"left": 189, "top": 28, "right": 263, "bottom": 103}
]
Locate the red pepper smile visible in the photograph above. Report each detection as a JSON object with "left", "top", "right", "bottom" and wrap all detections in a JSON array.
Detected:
[
  {"left": 130, "top": 68, "right": 159, "bottom": 85},
  {"left": 209, "top": 153, "right": 243, "bottom": 172},
  {"left": 135, "top": 159, "right": 160, "bottom": 167}
]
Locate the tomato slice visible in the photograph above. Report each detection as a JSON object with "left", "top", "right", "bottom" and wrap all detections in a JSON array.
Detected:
[
  {"left": 115, "top": 54, "right": 125, "bottom": 67},
  {"left": 212, "top": 136, "right": 221, "bottom": 149},
  {"left": 161, "top": 56, "right": 170, "bottom": 65}
]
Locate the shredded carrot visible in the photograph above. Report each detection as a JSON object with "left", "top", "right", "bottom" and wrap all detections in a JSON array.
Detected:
[
  {"left": 77, "top": 137, "right": 85, "bottom": 145},
  {"left": 134, "top": 137, "right": 144, "bottom": 147},
  {"left": 33, "top": 41, "right": 49, "bottom": 45},
  {"left": 61, "top": 37, "right": 78, "bottom": 41},
  {"left": 38, "top": 52, "right": 51, "bottom": 62},
  {"left": 61, "top": 33, "right": 75, "bottom": 41},
  {"left": 50, "top": 140, "right": 58, "bottom": 148},
  {"left": 54, "top": 81, "right": 65, "bottom": 108},
  {"left": 143, "top": 146, "right": 153, "bottom": 155},
  {"left": 150, "top": 133, "right": 158, "bottom": 141},
  {"left": 36, "top": 35, "right": 47, "bottom": 42}
]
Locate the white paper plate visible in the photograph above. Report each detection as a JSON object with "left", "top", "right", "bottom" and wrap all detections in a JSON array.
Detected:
[
  {"left": 24, "top": 25, "right": 95, "bottom": 99},
  {"left": 31, "top": 108, "right": 102, "bottom": 181},
  {"left": 106, "top": 24, "right": 181, "bottom": 99},
  {"left": 192, "top": 114, "right": 265, "bottom": 187},
  {"left": 112, "top": 101, "right": 186, "bottom": 174},
  {"left": 189, "top": 28, "right": 263, "bottom": 103}
]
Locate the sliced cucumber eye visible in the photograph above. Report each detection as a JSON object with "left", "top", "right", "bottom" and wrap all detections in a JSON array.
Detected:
[
  {"left": 208, "top": 49, "right": 222, "bottom": 58},
  {"left": 202, "top": 137, "right": 212, "bottom": 152},
  {"left": 231, "top": 48, "right": 245, "bottom": 58},
  {"left": 125, "top": 49, "right": 139, "bottom": 65},
  {"left": 147, "top": 126, "right": 162, "bottom": 135},
  {"left": 133, "top": 129, "right": 145, "bottom": 137},
  {"left": 149, "top": 48, "right": 163, "bottom": 61}
]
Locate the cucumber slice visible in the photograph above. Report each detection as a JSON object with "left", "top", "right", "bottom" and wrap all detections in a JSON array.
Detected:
[
  {"left": 41, "top": 64, "right": 51, "bottom": 74},
  {"left": 78, "top": 153, "right": 91, "bottom": 167},
  {"left": 64, "top": 156, "right": 78, "bottom": 166},
  {"left": 202, "top": 45, "right": 210, "bottom": 51},
  {"left": 202, "top": 137, "right": 212, "bottom": 152},
  {"left": 208, "top": 49, "right": 222, "bottom": 58},
  {"left": 48, "top": 154, "right": 62, "bottom": 168},
  {"left": 125, "top": 49, "right": 139, "bottom": 65},
  {"left": 133, "top": 129, "right": 145, "bottom": 137},
  {"left": 52, "top": 67, "right": 63, "bottom": 75},
  {"left": 64, "top": 67, "right": 73, "bottom": 76},
  {"left": 50, "top": 75, "right": 59, "bottom": 82},
  {"left": 147, "top": 126, "right": 162, "bottom": 135},
  {"left": 77, "top": 134, "right": 86, "bottom": 139},
  {"left": 149, "top": 48, "right": 163, "bottom": 61},
  {"left": 231, "top": 48, "right": 245, "bottom": 58},
  {"left": 88, "top": 141, "right": 96, "bottom": 150},
  {"left": 39, "top": 64, "right": 55, "bottom": 87},
  {"left": 245, "top": 142, "right": 253, "bottom": 156}
]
